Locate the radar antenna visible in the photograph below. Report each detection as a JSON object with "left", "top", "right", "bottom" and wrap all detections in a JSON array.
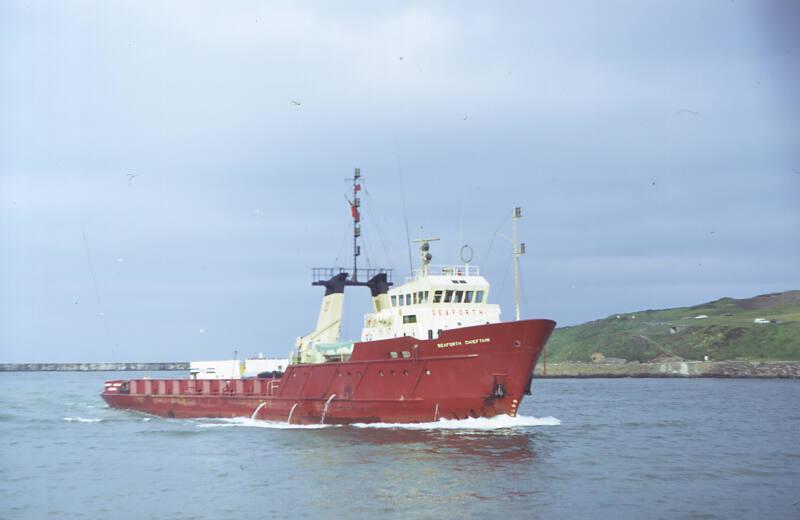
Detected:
[{"left": 411, "top": 233, "right": 440, "bottom": 277}]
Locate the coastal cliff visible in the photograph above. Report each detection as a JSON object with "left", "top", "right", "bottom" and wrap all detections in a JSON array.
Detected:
[{"left": 546, "top": 290, "right": 800, "bottom": 364}]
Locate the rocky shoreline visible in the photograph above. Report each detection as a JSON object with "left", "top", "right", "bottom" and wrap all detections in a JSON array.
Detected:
[{"left": 535, "top": 360, "right": 800, "bottom": 378}]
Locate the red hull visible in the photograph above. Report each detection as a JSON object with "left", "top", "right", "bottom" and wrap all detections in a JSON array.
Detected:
[{"left": 102, "top": 319, "right": 555, "bottom": 424}]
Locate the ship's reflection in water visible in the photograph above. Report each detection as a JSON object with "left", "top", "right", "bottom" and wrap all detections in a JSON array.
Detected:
[
  {"left": 341, "top": 427, "right": 539, "bottom": 467},
  {"left": 279, "top": 426, "right": 552, "bottom": 514}
]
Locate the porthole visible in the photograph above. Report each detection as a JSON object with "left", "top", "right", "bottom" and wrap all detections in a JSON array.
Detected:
[
  {"left": 403, "top": 370, "right": 409, "bottom": 376},
  {"left": 379, "top": 370, "right": 384, "bottom": 376},
  {"left": 513, "top": 340, "right": 521, "bottom": 348},
  {"left": 425, "top": 369, "right": 431, "bottom": 376},
  {"left": 390, "top": 369, "right": 396, "bottom": 376}
]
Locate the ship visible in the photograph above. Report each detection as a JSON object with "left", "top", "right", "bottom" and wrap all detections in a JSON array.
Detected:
[{"left": 102, "top": 168, "right": 556, "bottom": 424}]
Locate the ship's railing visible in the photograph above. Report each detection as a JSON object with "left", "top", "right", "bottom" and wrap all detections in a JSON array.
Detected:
[
  {"left": 126, "top": 378, "right": 282, "bottom": 397},
  {"left": 312, "top": 267, "right": 393, "bottom": 284},
  {"left": 412, "top": 264, "right": 480, "bottom": 279}
]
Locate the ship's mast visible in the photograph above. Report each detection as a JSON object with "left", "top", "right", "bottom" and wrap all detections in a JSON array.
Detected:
[
  {"left": 351, "top": 168, "right": 361, "bottom": 282},
  {"left": 512, "top": 206, "right": 525, "bottom": 321}
]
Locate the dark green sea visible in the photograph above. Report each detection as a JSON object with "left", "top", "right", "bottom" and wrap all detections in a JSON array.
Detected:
[{"left": 1, "top": 372, "right": 798, "bottom": 519}]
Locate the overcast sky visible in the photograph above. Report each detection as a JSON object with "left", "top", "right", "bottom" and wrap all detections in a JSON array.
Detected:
[{"left": 1, "top": 1, "right": 798, "bottom": 363}]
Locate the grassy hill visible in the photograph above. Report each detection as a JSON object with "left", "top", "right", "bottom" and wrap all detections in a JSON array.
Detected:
[{"left": 546, "top": 291, "right": 800, "bottom": 363}]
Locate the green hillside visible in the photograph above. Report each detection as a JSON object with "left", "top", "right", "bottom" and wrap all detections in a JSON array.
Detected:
[{"left": 546, "top": 291, "right": 800, "bottom": 363}]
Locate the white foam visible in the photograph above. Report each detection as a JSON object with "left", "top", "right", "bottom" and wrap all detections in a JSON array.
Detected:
[
  {"left": 195, "top": 417, "right": 337, "bottom": 430},
  {"left": 190, "top": 414, "right": 560, "bottom": 431},
  {"left": 352, "top": 414, "right": 561, "bottom": 430},
  {"left": 63, "top": 417, "right": 103, "bottom": 423}
]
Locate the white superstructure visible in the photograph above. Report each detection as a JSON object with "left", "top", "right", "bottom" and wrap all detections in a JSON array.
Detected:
[
  {"left": 190, "top": 357, "right": 289, "bottom": 379},
  {"left": 289, "top": 167, "right": 525, "bottom": 366},
  {"left": 189, "top": 360, "right": 242, "bottom": 380},
  {"left": 361, "top": 264, "right": 501, "bottom": 341}
]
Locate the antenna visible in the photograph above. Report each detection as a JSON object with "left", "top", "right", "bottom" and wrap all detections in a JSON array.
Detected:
[{"left": 411, "top": 233, "right": 440, "bottom": 277}]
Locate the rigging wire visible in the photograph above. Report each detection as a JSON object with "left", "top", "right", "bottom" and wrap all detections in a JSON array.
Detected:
[
  {"left": 361, "top": 227, "right": 373, "bottom": 268},
  {"left": 457, "top": 200, "right": 465, "bottom": 249},
  {"left": 81, "top": 224, "right": 115, "bottom": 359},
  {"left": 81, "top": 224, "right": 103, "bottom": 310},
  {"left": 332, "top": 216, "right": 351, "bottom": 266},
  {"left": 496, "top": 251, "right": 512, "bottom": 311},
  {"left": 360, "top": 181, "right": 394, "bottom": 270},
  {"left": 481, "top": 213, "right": 511, "bottom": 268},
  {"left": 399, "top": 172, "right": 414, "bottom": 276}
]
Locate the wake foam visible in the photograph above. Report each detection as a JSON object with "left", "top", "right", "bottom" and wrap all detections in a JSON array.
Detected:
[
  {"left": 195, "top": 417, "right": 336, "bottom": 430},
  {"left": 352, "top": 414, "right": 561, "bottom": 430},
  {"left": 63, "top": 417, "right": 103, "bottom": 423},
  {"left": 192, "top": 414, "right": 559, "bottom": 431}
]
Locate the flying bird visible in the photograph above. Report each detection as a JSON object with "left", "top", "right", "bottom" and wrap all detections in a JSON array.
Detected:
[
  {"left": 291, "top": 100, "right": 302, "bottom": 107},
  {"left": 675, "top": 109, "right": 699, "bottom": 116},
  {"left": 126, "top": 173, "right": 139, "bottom": 187}
]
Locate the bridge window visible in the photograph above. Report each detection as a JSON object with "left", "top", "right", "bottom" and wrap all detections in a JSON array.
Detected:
[
  {"left": 406, "top": 294, "right": 412, "bottom": 305},
  {"left": 433, "top": 290, "right": 443, "bottom": 303},
  {"left": 465, "top": 290, "right": 474, "bottom": 303},
  {"left": 444, "top": 290, "right": 454, "bottom": 303},
  {"left": 423, "top": 291, "right": 429, "bottom": 303},
  {"left": 391, "top": 295, "right": 397, "bottom": 307},
  {"left": 454, "top": 290, "right": 464, "bottom": 303},
  {"left": 403, "top": 315, "right": 417, "bottom": 324},
  {"left": 398, "top": 295, "right": 404, "bottom": 307},
  {"left": 475, "top": 290, "right": 485, "bottom": 303},
  {"left": 390, "top": 352, "right": 398, "bottom": 359}
]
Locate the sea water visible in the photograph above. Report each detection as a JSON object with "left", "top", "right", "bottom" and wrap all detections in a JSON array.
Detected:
[{"left": 1, "top": 372, "right": 798, "bottom": 519}]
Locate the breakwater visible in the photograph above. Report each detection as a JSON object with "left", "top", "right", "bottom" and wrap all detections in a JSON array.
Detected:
[
  {"left": 535, "top": 360, "right": 800, "bottom": 378},
  {"left": 0, "top": 362, "right": 189, "bottom": 372}
]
